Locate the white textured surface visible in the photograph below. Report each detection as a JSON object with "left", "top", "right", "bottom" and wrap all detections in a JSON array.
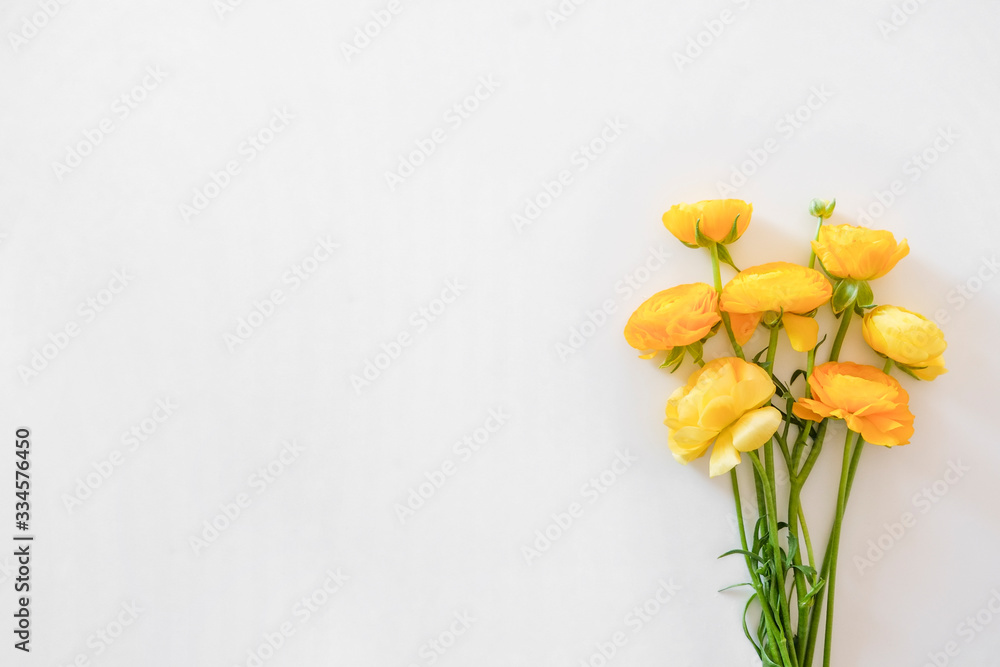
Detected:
[{"left": 2, "top": 1, "right": 1000, "bottom": 665}]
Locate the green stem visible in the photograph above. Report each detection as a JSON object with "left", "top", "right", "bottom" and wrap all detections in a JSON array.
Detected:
[
  {"left": 821, "top": 430, "right": 865, "bottom": 667},
  {"left": 828, "top": 307, "right": 853, "bottom": 362},
  {"left": 748, "top": 451, "right": 797, "bottom": 667},
  {"left": 759, "top": 325, "right": 796, "bottom": 663},
  {"left": 730, "top": 469, "right": 791, "bottom": 667},
  {"left": 882, "top": 358, "right": 893, "bottom": 374},
  {"left": 808, "top": 217, "right": 823, "bottom": 270},
  {"left": 788, "top": 421, "right": 828, "bottom": 658},
  {"left": 710, "top": 242, "right": 745, "bottom": 360},
  {"left": 806, "top": 347, "right": 817, "bottom": 398}
]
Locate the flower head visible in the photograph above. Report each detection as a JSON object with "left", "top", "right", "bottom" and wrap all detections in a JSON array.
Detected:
[
  {"left": 720, "top": 262, "right": 832, "bottom": 351},
  {"left": 624, "top": 283, "right": 721, "bottom": 358},
  {"left": 662, "top": 199, "right": 752, "bottom": 246},
  {"left": 862, "top": 305, "right": 948, "bottom": 380},
  {"left": 812, "top": 224, "right": 909, "bottom": 280},
  {"left": 665, "top": 357, "right": 781, "bottom": 477},
  {"left": 793, "top": 362, "right": 915, "bottom": 447}
]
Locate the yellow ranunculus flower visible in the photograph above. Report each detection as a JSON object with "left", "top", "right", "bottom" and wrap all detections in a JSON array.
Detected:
[
  {"left": 624, "top": 283, "right": 721, "bottom": 358},
  {"left": 811, "top": 224, "right": 909, "bottom": 280},
  {"left": 662, "top": 199, "right": 752, "bottom": 246},
  {"left": 793, "top": 362, "right": 915, "bottom": 447},
  {"left": 862, "top": 305, "right": 948, "bottom": 380},
  {"left": 665, "top": 357, "right": 782, "bottom": 477},
  {"left": 720, "top": 262, "right": 832, "bottom": 352}
]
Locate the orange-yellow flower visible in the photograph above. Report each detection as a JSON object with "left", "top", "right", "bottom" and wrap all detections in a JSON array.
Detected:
[
  {"left": 862, "top": 305, "right": 948, "bottom": 381},
  {"left": 624, "top": 283, "right": 721, "bottom": 358},
  {"left": 720, "top": 262, "right": 832, "bottom": 352},
  {"left": 665, "top": 357, "right": 781, "bottom": 477},
  {"left": 662, "top": 199, "right": 752, "bottom": 246},
  {"left": 812, "top": 224, "right": 909, "bottom": 280},
  {"left": 793, "top": 362, "right": 915, "bottom": 447}
]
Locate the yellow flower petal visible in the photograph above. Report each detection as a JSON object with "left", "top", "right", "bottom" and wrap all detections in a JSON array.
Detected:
[
  {"left": 709, "top": 432, "right": 741, "bottom": 477},
  {"left": 910, "top": 355, "right": 948, "bottom": 381},
  {"left": 726, "top": 407, "right": 782, "bottom": 452},
  {"left": 782, "top": 313, "right": 819, "bottom": 352},
  {"left": 700, "top": 396, "right": 737, "bottom": 431}
]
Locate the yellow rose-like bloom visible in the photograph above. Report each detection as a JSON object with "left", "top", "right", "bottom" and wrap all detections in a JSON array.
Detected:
[
  {"left": 720, "top": 262, "right": 832, "bottom": 352},
  {"left": 624, "top": 283, "right": 721, "bottom": 359},
  {"left": 862, "top": 305, "right": 948, "bottom": 380},
  {"left": 812, "top": 224, "right": 909, "bottom": 280},
  {"left": 793, "top": 362, "right": 915, "bottom": 447},
  {"left": 662, "top": 199, "right": 752, "bottom": 246},
  {"left": 665, "top": 357, "right": 782, "bottom": 477}
]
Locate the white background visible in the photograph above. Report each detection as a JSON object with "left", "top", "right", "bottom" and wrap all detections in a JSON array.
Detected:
[{"left": 2, "top": 1, "right": 1000, "bottom": 665}]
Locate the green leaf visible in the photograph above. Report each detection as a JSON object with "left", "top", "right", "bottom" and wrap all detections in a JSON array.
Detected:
[
  {"left": 798, "top": 578, "right": 826, "bottom": 608},
  {"left": 718, "top": 582, "right": 753, "bottom": 592},
  {"left": 718, "top": 548, "right": 767, "bottom": 564},
  {"left": 742, "top": 594, "right": 762, "bottom": 657},
  {"left": 831, "top": 279, "right": 859, "bottom": 313},
  {"left": 716, "top": 242, "right": 741, "bottom": 271}
]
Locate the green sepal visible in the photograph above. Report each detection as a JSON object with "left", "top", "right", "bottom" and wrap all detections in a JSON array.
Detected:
[
  {"left": 694, "top": 217, "right": 712, "bottom": 248},
  {"left": 715, "top": 243, "right": 741, "bottom": 272},
  {"left": 686, "top": 341, "right": 704, "bottom": 366},
  {"left": 659, "top": 346, "right": 685, "bottom": 370},
  {"left": 894, "top": 361, "right": 926, "bottom": 380},
  {"left": 721, "top": 214, "right": 742, "bottom": 244},
  {"left": 855, "top": 280, "right": 874, "bottom": 308},
  {"left": 831, "top": 279, "right": 859, "bottom": 313}
]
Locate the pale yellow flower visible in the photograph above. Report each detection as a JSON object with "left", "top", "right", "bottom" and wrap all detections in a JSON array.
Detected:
[
  {"left": 665, "top": 357, "right": 781, "bottom": 477},
  {"left": 862, "top": 305, "right": 947, "bottom": 380}
]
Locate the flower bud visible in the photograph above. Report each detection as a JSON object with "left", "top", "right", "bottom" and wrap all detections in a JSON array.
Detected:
[{"left": 809, "top": 198, "right": 836, "bottom": 219}]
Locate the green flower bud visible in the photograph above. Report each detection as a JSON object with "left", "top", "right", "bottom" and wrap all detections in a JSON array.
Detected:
[{"left": 809, "top": 198, "right": 836, "bottom": 219}]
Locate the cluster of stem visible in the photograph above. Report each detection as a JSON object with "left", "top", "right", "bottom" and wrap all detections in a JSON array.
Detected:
[{"left": 708, "top": 244, "right": 869, "bottom": 667}]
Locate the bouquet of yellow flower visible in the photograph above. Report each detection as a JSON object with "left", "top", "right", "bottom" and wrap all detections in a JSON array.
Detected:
[{"left": 624, "top": 198, "right": 946, "bottom": 666}]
